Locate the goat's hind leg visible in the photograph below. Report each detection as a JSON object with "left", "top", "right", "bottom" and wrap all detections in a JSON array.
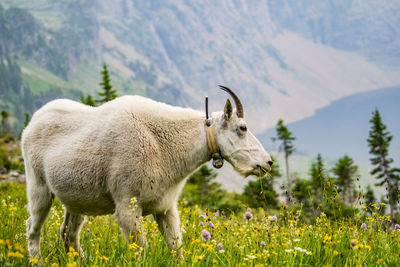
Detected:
[
  {"left": 26, "top": 175, "right": 53, "bottom": 258},
  {"left": 60, "top": 210, "right": 85, "bottom": 255}
]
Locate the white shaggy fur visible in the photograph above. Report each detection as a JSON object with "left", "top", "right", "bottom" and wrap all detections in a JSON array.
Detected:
[{"left": 22, "top": 95, "right": 272, "bottom": 259}]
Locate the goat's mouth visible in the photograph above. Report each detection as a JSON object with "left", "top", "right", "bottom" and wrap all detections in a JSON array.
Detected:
[{"left": 254, "top": 165, "right": 270, "bottom": 178}]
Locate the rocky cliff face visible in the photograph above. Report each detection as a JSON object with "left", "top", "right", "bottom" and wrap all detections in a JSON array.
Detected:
[{"left": 1, "top": 0, "right": 400, "bottom": 134}]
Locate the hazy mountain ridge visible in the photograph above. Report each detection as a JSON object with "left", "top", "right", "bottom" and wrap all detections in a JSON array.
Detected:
[{"left": 1, "top": 0, "right": 400, "bottom": 134}]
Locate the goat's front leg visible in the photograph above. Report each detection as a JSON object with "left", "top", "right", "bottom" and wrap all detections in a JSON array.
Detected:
[
  {"left": 114, "top": 200, "right": 147, "bottom": 248},
  {"left": 155, "top": 203, "right": 183, "bottom": 259}
]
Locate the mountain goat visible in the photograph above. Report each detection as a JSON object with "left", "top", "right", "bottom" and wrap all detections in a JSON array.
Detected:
[{"left": 22, "top": 86, "right": 273, "bottom": 259}]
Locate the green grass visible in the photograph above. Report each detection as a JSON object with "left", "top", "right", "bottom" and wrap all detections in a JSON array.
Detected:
[{"left": 0, "top": 181, "right": 399, "bottom": 266}]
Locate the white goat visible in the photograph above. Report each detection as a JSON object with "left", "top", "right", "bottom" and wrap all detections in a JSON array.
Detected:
[{"left": 22, "top": 86, "right": 273, "bottom": 259}]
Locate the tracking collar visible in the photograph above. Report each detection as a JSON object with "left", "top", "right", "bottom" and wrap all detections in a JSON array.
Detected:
[{"left": 205, "top": 97, "right": 224, "bottom": 169}]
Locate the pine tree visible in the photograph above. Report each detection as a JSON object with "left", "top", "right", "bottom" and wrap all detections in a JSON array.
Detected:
[
  {"left": 332, "top": 154, "right": 359, "bottom": 205},
  {"left": 183, "top": 164, "right": 224, "bottom": 207},
  {"left": 18, "top": 112, "right": 30, "bottom": 139},
  {"left": 275, "top": 119, "right": 295, "bottom": 203},
  {"left": 242, "top": 157, "right": 281, "bottom": 209},
  {"left": 310, "top": 153, "right": 326, "bottom": 201},
  {"left": 0, "top": 110, "right": 10, "bottom": 137},
  {"left": 367, "top": 109, "right": 399, "bottom": 222},
  {"left": 81, "top": 93, "right": 97, "bottom": 106},
  {"left": 97, "top": 64, "right": 117, "bottom": 104}
]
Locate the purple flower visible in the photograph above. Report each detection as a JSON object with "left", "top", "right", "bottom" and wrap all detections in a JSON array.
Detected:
[
  {"left": 245, "top": 212, "right": 253, "bottom": 220},
  {"left": 271, "top": 216, "right": 277, "bottom": 222},
  {"left": 350, "top": 239, "right": 356, "bottom": 246},
  {"left": 202, "top": 229, "right": 211, "bottom": 241},
  {"left": 217, "top": 243, "right": 223, "bottom": 250},
  {"left": 199, "top": 213, "right": 206, "bottom": 218},
  {"left": 214, "top": 211, "right": 219, "bottom": 217},
  {"left": 361, "top": 223, "right": 367, "bottom": 230},
  {"left": 199, "top": 222, "right": 205, "bottom": 227},
  {"left": 395, "top": 224, "right": 400, "bottom": 230},
  {"left": 260, "top": 241, "right": 266, "bottom": 248},
  {"left": 247, "top": 208, "right": 252, "bottom": 212},
  {"left": 208, "top": 221, "right": 215, "bottom": 229}
]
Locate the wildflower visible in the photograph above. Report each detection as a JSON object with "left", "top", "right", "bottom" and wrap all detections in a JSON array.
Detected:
[
  {"left": 247, "top": 208, "right": 252, "bottom": 211},
  {"left": 8, "top": 251, "right": 24, "bottom": 258},
  {"left": 184, "top": 250, "right": 192, "bottom": 255},
  {"left": 395, "top": 224, "right": 400, "bottom": 230},
  {"left": 129, "top": 243, "right": 139, "bottom": 250},
  {"left": 202, "top": 229, "right": 211, "bottom": 241},
  {"left": 208, "top": 221, "right": 215, "bottom": 229},
  {"left": 285, "top": 249, "right": 293, "bottom": 253},
  {"left": 99, "top": 255, "right": 109, "bottom": 261},
  {"left": 30, "top": 258, "right": 39, "bottom": 264},
  {"left": 66, "top": 262, "right": 77, "bottom": 267},
  {"left": 350, "top": 239, "right": 357, "bottom": 247},
  {"left": 245, "top": 212, "right": 253, "bottom": 220},
  {"left": 199, "top": 214, "right": 206, "bottom": 218},
  {"left": 377, "top": 259, "right": 384, "bottom": 264},
  {"left": 217, "top": 243, "right": 223, "bottom": 250},
  {"left": 51, "top": 263, "right": 59, "bottom": 267},
  {"left": 260, "top": 241, "right": 266, "bottom": 248},
  {"left": 214, "top": 211, "right": 219, "bottom": 217},
  {"left": 191, "top": 239, "right": 200, "bottom": 245},
  {"left": 194, "top": 255, "right": 204, "bottom": 263},
  {"left": 271, "top": 216, "right": 277, "bottom": 222},
  {"left": 199, "top": 221, "right": 205, "bottom": 227},
  {"left": 380, "top": 202, "right": 386, "bottom": 206},
  {"left": 361, "top": 223, "right": 367, "bottom": 230}
]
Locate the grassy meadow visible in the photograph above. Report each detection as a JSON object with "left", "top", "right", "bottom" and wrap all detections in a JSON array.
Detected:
[{"left": 0, "top": 181, "right": 399, "bottom": 266}]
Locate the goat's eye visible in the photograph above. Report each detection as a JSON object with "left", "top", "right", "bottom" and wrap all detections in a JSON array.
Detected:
[{"left": 239, "top": 126, "right": 247, "bottom": 132}]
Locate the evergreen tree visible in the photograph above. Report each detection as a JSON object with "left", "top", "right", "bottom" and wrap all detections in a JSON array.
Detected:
[
  {"left": 18, "top": 112, "right": 30, "bottom": 139},
  {"left": 275, "top": 119, "right": 295, "bottom": 203},
  {"left": 97, "top": 64, "right": 117, "bottom": 104},
  {"left": 81, "top": 93, "right": 97, "bottom": 106},
  {"left": 310, "top": 153, "right": 326, "bottom": 200},
  {"left": 182, "top": 164, "right": 224, "bottom": 207},
  {"left": 332, "top": 155, "right": 359, "bottom": 205},
  {"left": 367, "top": 109, "right": 399, "bottom": 222},
  {"left": 292, "top": 178, "right": 312, "bottom": 205},
  {"left": 0, "top": 110, "right": 10, "bottom": 137},
  {"left": 242, "top": 157, "right": 281, "bottom": 209}
]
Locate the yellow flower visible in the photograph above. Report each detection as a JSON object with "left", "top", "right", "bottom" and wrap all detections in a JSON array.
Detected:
[
  {"left": 99, "top": 255, "right": 109, "bottom": 261},
  {"left": 51, "top": 263, "right": 59, "bottom": 267},
  {"left": 184, "top": 250, "right": 192, "bottom": 255},
  {"left": 15, "top": 244, "right": 24, "bottom": 253},
  {"left": 194, "top": 255, "right": 204, "bottom": 263},
  {"left": 66, "top": 262, "right": 77, "bottom": 267},
  {"left": 362, "top": 206, "right": 367, "bottom": 210},
  {"left": 8, "top": 251, "right": 24, "bottom": 259},
  {"left": 380, "top": 202, "right": 386, "bottom": 206},
  {"left": 30, "top": 258, "right": 39, "bottom": 264},
  {"left": 333, "top": 250, "right": 339, "bottom": 255},
  {"left": 191, "top": 239, "right": 200, "bottom": 245},
  {"left": 129, "top": 243, "right": 139, "bottom": 250},
  {"left": 377, "top": 259, "right": 384, "bottom": 264}
]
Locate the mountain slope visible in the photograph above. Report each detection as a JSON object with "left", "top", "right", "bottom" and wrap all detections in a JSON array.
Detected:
[{"left": 1, "top": 0, "right": 399, "bottom": 134}]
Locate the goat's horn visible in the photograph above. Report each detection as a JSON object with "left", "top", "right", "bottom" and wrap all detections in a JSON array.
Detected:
[{"left": 218, "top": 85, "right": 244, "bottom": 118}]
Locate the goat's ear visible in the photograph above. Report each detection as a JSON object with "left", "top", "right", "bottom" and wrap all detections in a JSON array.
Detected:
[{"left": 224, "top": 99, "right": 233, "bottom": 120}]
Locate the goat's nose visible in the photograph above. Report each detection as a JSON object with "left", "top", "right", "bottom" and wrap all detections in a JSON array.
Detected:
[{"left": 267, "top": 161, "right": 273, "bottom": 167}]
